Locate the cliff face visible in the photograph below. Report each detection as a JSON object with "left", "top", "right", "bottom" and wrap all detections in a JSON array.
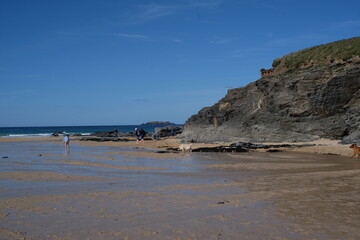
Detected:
[{"left": 182, "top": 56, "right": 360, "bottom": 143}]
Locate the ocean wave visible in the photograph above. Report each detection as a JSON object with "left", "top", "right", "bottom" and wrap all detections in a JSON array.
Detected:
[
  {"left": 0, "top": 125, "right": 159, "bottom": 138},
  {"left": 2, "top": 133, "right": 53, "bottom": 138},
  {"left": 1, "top": 132, "right": 91, "bottom": 138}
]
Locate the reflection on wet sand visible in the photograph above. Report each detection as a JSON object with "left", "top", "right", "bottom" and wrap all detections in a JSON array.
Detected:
[
  {"left": 0, "top": 141, "right": 359, "bottom": 240},
  {"left": 65, "top": 147, "right": 70, "bottom": 156}
]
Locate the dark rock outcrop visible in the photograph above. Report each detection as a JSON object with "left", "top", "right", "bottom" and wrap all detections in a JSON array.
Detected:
[
  {"left": 166, "top": 142, "right": 315, "bottom": 152},
  {"left": 154, "top": 125, "right": 183, "bottom": 138},
  {"left": 90, "top": 129, "right": 123, "bottom": 138},
  {"left": 182, "top": 39, "right": 360, "bottom": 143},
  {"left": 79, "top": 136, "right": 147, "bottom": 142},
  {"left": 52, "top": 132, "right": 65, "bottom": 137}
]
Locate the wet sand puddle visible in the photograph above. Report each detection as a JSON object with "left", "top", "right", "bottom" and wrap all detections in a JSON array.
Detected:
[{"left": 1, "top": 141, "right": 360, "bottom": 239}]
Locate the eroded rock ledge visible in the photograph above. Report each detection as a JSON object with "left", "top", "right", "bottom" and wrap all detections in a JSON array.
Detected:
[{"left": 182, "top": 38, "right": 360, "bottom": 144}]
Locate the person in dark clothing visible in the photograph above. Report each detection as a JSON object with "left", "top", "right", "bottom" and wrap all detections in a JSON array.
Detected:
[
  {"left": 135, "top": 128, "right": 146, "bottom": 143},
  {"left": 113, "top": 128, "right": 118, "bottom": 137}
]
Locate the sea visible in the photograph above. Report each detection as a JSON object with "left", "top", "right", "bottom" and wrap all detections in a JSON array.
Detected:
[{"left": 0, "top": 124, "right": 177, "bottom": 138}]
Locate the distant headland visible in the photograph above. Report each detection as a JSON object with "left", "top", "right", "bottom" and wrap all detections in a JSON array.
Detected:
[{"left": 140, "top": 121, "right": 176, "bottom": 126}]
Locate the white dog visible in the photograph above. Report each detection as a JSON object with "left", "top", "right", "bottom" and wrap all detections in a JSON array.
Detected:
[{"left": 179, "top": 143, "right": 193, "bottom": 152}]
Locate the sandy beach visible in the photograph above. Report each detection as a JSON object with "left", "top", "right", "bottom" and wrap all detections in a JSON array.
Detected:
[{"left": 0, "top": 137, "right": 359, "bottom": 239}]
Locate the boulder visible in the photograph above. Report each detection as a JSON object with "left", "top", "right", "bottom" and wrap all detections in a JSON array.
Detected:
[{"left": 341, "top": 131, "right": 360, "bottom": 145}]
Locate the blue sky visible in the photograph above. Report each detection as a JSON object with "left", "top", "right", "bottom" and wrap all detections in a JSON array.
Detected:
[{"left": 1, "top": 0, "right": 359, "bottom": 127}]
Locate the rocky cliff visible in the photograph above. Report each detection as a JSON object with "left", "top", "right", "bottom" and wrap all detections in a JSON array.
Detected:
[{"left": 182, "top": 38, "right": 360, "bottom": 143}]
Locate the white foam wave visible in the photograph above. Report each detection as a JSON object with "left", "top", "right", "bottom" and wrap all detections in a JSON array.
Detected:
[
  {"left": 5, "top": 133, "right": 53, "bottom": 138},
  {"left": 1, "top": 132, "right": 92, "bottom": 138}
]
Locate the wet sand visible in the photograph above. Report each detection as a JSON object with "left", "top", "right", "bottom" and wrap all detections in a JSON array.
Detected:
[
  {"left": 0, "top": 136, "right": 354, "bottom": 157},
  {"left": 0, "top": 137, "right": 359, "bottom": 239}
]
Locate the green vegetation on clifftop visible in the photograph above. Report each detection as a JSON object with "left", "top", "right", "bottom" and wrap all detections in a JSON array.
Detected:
[{"left": 272, "top": 37, "right": 360, "bottom": 69}]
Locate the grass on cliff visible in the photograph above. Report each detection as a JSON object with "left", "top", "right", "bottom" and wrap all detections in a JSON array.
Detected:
[{"left": 272, "top": 37, "right": 360, "bottom": 69}]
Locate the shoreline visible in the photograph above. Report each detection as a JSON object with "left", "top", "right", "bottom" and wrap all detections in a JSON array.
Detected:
[
  {"left": 1, "top": 135, "right": 359, "bottom": 239},
  {"left": 0, "top": 136, "right": 354, "bottom": 158}
]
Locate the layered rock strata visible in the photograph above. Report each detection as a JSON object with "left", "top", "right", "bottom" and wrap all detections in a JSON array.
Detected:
[{"left": 182, "top": 54, "right": 360, "bottom": 143}]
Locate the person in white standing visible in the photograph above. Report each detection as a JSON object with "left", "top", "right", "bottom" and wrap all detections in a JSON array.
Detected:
[{"left": 63, "top": 134, "right": 70, "bottom": 149}]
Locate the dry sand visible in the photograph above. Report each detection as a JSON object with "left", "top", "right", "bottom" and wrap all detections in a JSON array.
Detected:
[{"left": 0, "top": 136, "right": 359, "bottom": 239}]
